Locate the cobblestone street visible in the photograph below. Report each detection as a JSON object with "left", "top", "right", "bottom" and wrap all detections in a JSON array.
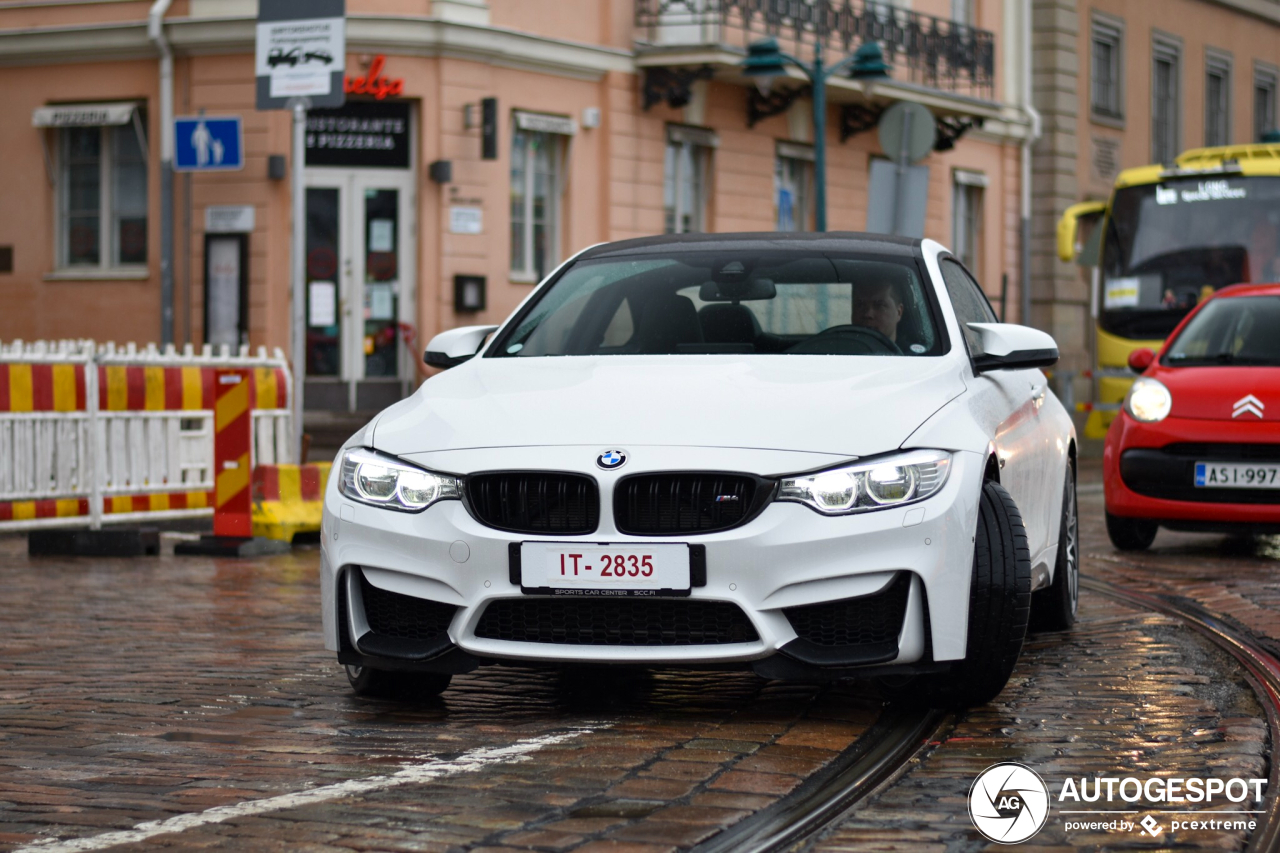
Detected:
[{"left": 2, "top": 461, "right": 1278, "bottom": 852}]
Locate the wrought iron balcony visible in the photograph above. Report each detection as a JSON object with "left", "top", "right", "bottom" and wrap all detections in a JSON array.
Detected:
[{"left": 635, "top": 0, "right": 996, "bottom": 102}]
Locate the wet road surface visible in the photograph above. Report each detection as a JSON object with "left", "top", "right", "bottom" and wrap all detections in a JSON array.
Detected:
[{"left": 2, "top": 460, "right": 1279, "bottom": 851}]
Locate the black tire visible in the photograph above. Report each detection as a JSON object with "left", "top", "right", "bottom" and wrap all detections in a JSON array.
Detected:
[
  {"left": 892, "top": 481, "right": 1031, "bottom": 709},
  {"left": 344, "top": 664, "right": 451, "bottom": 700},
  {"left": 1031, "top": 459, "right": 1079, "bottom": 632},
  {"left": 1105, "top": 512, "right": 1158, "bottom": 551}
]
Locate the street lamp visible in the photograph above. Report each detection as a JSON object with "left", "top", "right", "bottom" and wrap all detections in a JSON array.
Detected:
[{"left": 743, "top": 38, "right": 890, "bottom": 232}]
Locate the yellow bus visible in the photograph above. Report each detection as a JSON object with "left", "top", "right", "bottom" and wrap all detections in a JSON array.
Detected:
[{"left": 1058, "top": 142, "right": 1280, "bottom": 438}]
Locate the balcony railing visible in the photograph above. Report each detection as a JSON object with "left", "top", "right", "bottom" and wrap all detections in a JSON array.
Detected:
[{"left": 635, "top": 0, "right": 996, "bottom": 102}]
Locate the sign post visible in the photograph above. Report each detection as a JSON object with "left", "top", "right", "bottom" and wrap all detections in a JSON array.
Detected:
[
  {"left": 877, "top": 102, "right": 936, "bottom": 238},
  {"left": 256, "top": 0, "right": 345, "bottom": 464}
]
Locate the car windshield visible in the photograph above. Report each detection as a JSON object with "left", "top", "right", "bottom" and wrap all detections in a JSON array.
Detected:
[
  {"left": 1101, "top": 176, "right": 1280, "bottom": 339},
  {"left": 488, "top": 251, "right": 943, "bottom": 358},
  {"left": 1163, "top": 295, "right": 1280, "bottom": 366}
]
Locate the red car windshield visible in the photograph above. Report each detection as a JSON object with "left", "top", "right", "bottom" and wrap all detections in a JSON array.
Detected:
[{"left": 1164, "top": 295, "right": 1280, "bottom": 366}]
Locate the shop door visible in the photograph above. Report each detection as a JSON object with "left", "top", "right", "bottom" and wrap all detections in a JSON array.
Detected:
[{"left": 304, "top": 172, "right": 415, "bottom": 412}]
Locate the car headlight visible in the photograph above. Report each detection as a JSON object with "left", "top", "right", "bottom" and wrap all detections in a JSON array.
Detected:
[
  {"left": 777, "top": 450, "right": 951, "bottom": 515},
  {"left": 1124, "top": 377, "right": 1172, "bottom": 423},
  {"left": 337, "top": 447, "right": 461, "bottom": 512}
]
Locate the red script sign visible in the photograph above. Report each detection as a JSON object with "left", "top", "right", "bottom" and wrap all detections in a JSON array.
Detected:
[{"left": 345, "top": 55, "right": 404, "bottom": 100}]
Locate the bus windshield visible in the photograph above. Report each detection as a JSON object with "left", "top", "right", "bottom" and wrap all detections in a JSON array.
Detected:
[{"left": 1100, "top": 175, "right": 1280, "bottom": 339}]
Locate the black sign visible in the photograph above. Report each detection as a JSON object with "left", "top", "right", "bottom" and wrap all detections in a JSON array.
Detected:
[{"left": 305, "top": 101, "right": 411, "bottom": 168}]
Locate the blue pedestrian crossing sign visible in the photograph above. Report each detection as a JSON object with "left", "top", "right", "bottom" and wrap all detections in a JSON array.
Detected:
[{"left": 174, "top": 116, "right": 244, "bottom": 172}]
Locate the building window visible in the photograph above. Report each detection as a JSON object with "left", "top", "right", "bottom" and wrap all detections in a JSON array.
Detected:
[
  {"left": 950, "top": 0, "right": 972, "bottom": 26},
  {"left": 1152, "top": 38, "right": 1182, "bottom": 163},
  {"left": 510, "top": 129, "right": 562, "bottom": 281},
  {"left": 952, "top": 170, "right": 986, "bottom": 279},
  {"left": 1091, "top": 17, "right": 1124, "bottom": 120},
  {"left": 58, "top": 125, "right": 147, "bottom": 269},
  {"left": 775, "top": 142, "right": 814, "bottom": 232},
  {"left": 1256, "top": 64, "right": 1278, "bottom": 142},
  {"left": 664, "top": 126, "right": 715, "bottom": 234},
  {"left": 1205, "top": 52, "right": 1232, "bottom": 147}
]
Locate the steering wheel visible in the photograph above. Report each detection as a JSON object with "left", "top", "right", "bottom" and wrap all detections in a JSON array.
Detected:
[{"left": 785, "top": 324, "right": 903, "bottom": 356}]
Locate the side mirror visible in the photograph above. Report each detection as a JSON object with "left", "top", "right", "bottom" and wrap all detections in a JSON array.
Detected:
[
  {"left": 1127, "top": 347, "right": 1156, "bottom": 373},
  {"left": 967, "top": 323, "right": 1059, "bottom": 373},
  {"left": 423, "top": 324, "right": 499, "bottom": 370}
]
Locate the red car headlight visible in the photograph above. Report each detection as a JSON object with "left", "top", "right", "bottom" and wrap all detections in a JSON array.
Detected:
[{"left": 1124, "top": 377, "right": 1172, "bottom": 423}]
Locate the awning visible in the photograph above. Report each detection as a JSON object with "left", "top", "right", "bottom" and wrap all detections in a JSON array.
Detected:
[
  {"left": 32, "top": 102, "right": 140, "bottom": 128},
  {"left": 668, "top": 124, "right": 719, "bottom": 148},
  {"left": 32, "top": 101, "right": 147, "bottom": 185},
  {"left": 514, "top": 110, "right": 576, "bottom": 136}
]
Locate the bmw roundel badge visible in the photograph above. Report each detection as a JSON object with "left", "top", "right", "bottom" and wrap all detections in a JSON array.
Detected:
[{"left": 596, "top": 449, "right": 628, "bottom": 470}]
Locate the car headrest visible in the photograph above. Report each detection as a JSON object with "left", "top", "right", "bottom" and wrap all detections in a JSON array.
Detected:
[
  {"left": 640, "top": 293, "right": 704, "bottom": 353},
  {"left": 699, "top": 303, "right": 760, "bottom": 345}
]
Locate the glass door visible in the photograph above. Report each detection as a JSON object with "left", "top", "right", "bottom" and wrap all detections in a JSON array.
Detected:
[
  {"left": 357, "top": 184, "right": 402, "bottom": 380},
  {"left": 304, "top": 171, "right": 415, "bottom": 412}
]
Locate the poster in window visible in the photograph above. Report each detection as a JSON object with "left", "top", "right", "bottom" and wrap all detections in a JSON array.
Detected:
[
  {"left": 309, "top": 281, "right": 337, "bottom": 326},
  {"left": 369, "top": 219, "right": 394, "bottom": 252}
]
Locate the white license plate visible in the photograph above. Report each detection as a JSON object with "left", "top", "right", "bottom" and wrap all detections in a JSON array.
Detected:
[
  {"left": 519, "top": 543, "right": 691, "bottom": 597},
  {"left": 1194, "top": 462, "right": 1280, "bottom": 489}
]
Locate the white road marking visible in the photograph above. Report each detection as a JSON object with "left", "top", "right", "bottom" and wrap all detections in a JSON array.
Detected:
[{"left": 15, "top": 728, "right": 599, "bottom": 853}]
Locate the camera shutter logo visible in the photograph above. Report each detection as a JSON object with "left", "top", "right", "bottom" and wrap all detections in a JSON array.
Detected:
[{"left": 969, "top": 763, "right": 1050, "bottom": 844}]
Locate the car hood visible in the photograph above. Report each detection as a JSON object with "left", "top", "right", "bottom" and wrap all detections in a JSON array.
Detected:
[
  {"left": 371, "top": 356, "right": 968, "bottom": 458},
  {"left": 1153, "top": 365, "right": 1280, "bottom": 421}
]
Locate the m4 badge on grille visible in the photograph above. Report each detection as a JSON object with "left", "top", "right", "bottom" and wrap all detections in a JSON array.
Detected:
[
  {"left": 714, "top": 495, "right": 740, "bottom": 502},
  {"left": 1233, "top": 394, "right": 1265, "bottom": 419}
]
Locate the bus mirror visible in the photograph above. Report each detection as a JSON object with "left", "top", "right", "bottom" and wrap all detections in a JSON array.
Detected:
[
  {"left": 1127, "top": 348, "right": 1155, "bottom": 373},
  {"left": 1057, "top": 201, "right": 1107, "bottom": 263},
  {"left": 1078, "top": 218, "right": 1104, "bottom": 267}
]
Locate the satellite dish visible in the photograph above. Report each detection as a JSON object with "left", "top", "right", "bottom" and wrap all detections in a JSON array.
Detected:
[{"left": 877, "top": 102, "right": 937, "bottom": 165}]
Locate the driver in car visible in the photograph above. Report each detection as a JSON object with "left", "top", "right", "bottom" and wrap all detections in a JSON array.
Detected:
[{"left": 851, "top": 279, "right": 905, "bottom": 344}]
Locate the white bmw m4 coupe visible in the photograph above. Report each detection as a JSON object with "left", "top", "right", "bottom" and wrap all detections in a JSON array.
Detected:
[{"left": 321, "top": 233, "right": 1078, "bottom": 707}]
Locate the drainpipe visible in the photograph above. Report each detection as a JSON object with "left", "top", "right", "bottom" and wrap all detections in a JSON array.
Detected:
[
  {"left": 149, "top": 0, "right": 175, "bottom": 345},
  {"left": 1019, "top": 0, "right": 1041, "bottom": 329}
]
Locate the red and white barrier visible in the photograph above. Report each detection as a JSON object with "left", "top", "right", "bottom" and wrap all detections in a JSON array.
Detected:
[{"left": 0, "top": 340, "right": 292, "bottom": 533}]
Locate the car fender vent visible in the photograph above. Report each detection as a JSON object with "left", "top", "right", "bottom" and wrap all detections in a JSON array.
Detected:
[
  {"left": 783, "top": 572, "right": 912, "bottom": 648},
  {"left": 359, "top": 571, "right": 457, "bottom": 642}
]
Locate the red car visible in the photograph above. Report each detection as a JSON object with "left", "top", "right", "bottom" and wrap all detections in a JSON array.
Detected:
[{"left": 1104, "top": 283, "right": 1280, "bottom": 550}]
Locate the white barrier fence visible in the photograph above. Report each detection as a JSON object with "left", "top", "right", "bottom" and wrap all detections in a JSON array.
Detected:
[{"left": 0, "top": 340, "right": 293, "bottom": 532}]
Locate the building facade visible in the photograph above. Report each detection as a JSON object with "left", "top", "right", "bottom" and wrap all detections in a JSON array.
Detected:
[
  {"left": 0, "top": 0, "right": 1035, "bottom": 417},
  {"left": 1032, "top": 0, "right": 1280, "bottom": 412}
]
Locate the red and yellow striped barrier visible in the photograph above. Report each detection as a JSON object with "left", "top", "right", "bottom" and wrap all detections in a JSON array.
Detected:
[
  {"left": 0, "top": 362, "right": 87, "bottom": 412},
  {"left": 0, "top": 498, "right": 89, "bottom": 522},
  {"left": 252, "top": 462, "right": 331, "bottom": 543},
  {"left": 0, "top": 362, "right": 287, "bottom": 414},
  {"left": 213, "top": 369, "right": 253, "bottom": 538},
  {"left": 1, "top": 342, "right": 295, "bottom": 536},
  {"left": 95, "top": 364, "right": 288, "bottom": 413},
  {"left": 0, "top": 491, "right": 213, "bottom": 522}
]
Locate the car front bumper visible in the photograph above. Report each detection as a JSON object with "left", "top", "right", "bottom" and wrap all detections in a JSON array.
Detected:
[
  {"left": 319, "top": 446, "right": 985, "bottom": 675},
  {"left": 1104, "top": 413, "right": 1280, "bottom": 528}
]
